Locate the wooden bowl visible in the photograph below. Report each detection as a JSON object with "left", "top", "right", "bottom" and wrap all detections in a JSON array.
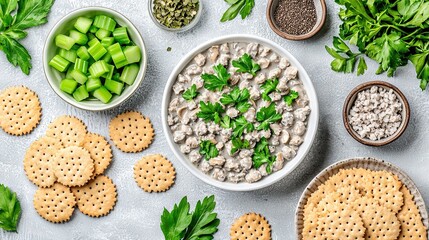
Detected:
[
  {"left": 343, "top": 81, "right": 410, "bottom": 147},
  {"left": 266, "top": 0, "right": 326, "bottom": 41}
]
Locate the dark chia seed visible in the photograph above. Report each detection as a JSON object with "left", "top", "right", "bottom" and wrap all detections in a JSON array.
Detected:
[{"left": 274, "top": 0, "right": 317, "bottom": 35}]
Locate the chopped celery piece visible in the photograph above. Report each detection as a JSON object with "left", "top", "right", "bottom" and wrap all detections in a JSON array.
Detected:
[
  {"left": 107, "top": 43, "right": 127, "bottom": 68},
  {"left": 93, "top": 86, "right": 112, "bottom": 103},
  {"left": 74, "top": 58, "right": 89, "bottom": 73},
  {"left": 73, "top": 85, "right": 89, "bottom": 102},
  {"left": 123, "top": 46, "right": 141, "bottom": 64},
  {"left": 69, "top": 30, "right": 88, "bottom": 45},
  {"left": 113, "top": 27, "right": 130, "bottom": 44},
  {"left": 65, "top": 64, "right": 75, "bottom": 79},
  {"left": 102, "top": 52, "right": 112, "bottom": 64},
  {"left": 60, "top": 79, "right": 78, "bottom": 94},
  {"left": 89, "top": 25, "right": 98, "bottom": 33},
  {"left": 120, "top": 64, "right": 139, "bottom": 85},
  {"left": 93, "top": 15, "right": 116, "bottom": 32},
  {"left": 74, "top": 17, "right": 93, "bottom": 33},
  {"left": 76, "top": 46, "right": 90, "bottom": 60},
  {"left": 102, "top": 64, "right": 115, "bottom": 79},
  {"left": 96, "top": 28, "right": 111, "bottom": 40},
  {"left": 55, "top": 34, "right": 76, "bottom": 50},
  {"left": 59, "top": 49, "right": 77, "bottom": 63},
  {"left": 101, "top": 37, "right": 115, "bottom": 48},
  {"left": 86, "top": 77, "right": 102, "bottom": 92},
  {"left": 70, "top": 69, "right": 88, "bottom": 84},
  {"left": 89, "top": 60, "right": 109, "bottom": 78},
  {"left": 49, "top": 55, "right": 70, "bottom": 72},
  {"left": 112, "top": 72, "right": 120, "bottom": 81},
  {"left": 105, "top": 78, "right": 124, "bottom": 95},
  {"left": 88, "top": 38, "right": 107, "bottom": 61},
  {"left": 87, "top": 32, "right": 96, "bottom": 40}
]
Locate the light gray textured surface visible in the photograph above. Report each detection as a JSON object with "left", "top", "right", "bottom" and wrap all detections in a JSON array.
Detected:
[{"left": 0, "top": 0, "right": 428, "bottom": 239}]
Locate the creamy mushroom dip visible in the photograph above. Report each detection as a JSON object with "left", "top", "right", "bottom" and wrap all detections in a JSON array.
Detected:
[{"left": 167, "top": 42, "right": 311, "bottom": 183}]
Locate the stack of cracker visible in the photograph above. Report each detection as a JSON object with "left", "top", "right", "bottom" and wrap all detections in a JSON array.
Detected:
[
  {"left": 24, "top": 115, "right": 117, "bottom": 223},
  {"left": 302, "top": 168, "right": 427, "bottom": 240}
]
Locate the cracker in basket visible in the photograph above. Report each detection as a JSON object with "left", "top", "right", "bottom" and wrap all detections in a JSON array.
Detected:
[
  {"left": 109, "top": 111, "right": 154, "bottom": 153},
  {"left": 317, "top": 204, "right": 365, "bottom": 240},
  {"left": 134, "top": 154, "right": 176, "bottom": 193},
  {"left": 53, "top": 146, "right": 94, "bottom": 187},
  {"left": 230, "top": 213, "right": 271, "bottom": 240},
  {"left": 71, "top": 175, "right": 117, "bottom": 217},
  {"left": 46, "top": 115, "right": 87, "bottom": 147},
  {"left": 82, "top": 133, "right": 112, "bottom": 176},
  {"left": 302, "top": 210, "right": 322, "bottom": 239},
  {"left": 0, "top": 86, "right": 41, "bottom": 136},
  {"left": 23, "top": 136, "right": 63, "bottom": 188},
  {"left": 367, "top": 170, "right": 403, "bottom": 214},
  {"left": 352, "top": 196, "right": 400, "bottom": 240},
  {"left": 324, "top": 168, "right": 373, "bottom": 195},
  {"left": 33, "top": 183, "right": 76, "bottom": 223},
  {"left": 316, "top": 186, "right": 362, "bottom": 213},
  {"left": 397, "top": 185, "right": 427, "bottom": 240}
]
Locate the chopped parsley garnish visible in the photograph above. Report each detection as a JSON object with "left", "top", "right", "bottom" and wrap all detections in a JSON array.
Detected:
[
  {"left": 256, "top": 103, "right": 282, "bottom": 131},
  {"left": 197, "top": 101, "right": 225, "bottom": 124},
  {"left": 199, "top": 140, "right": 219, "bottom": 160},
  {"left": 284, "top": 90, "right": 299, "bottom": 106},
  {"left": 260, "top": 78, "right": 279, "bottom": 101},
  {"left": 220, "top": 87, "right": 251, "bottom": 113},
  {"left": 230, "top": 137, "right": 250, "bottom": 155},
  {"left": 232, "top": 53, "right": 261, "bottom": 76},
  {"left": 252, "top": 137, "right": 276, "bottom": 173},
  {"left": 232, "top": 115, "right": 254, "bottom": 138},
  {"left": 220, "top": 115, "right": 232, "bottom": 129},
  {"left": 201, "top": 64, "right": 230, "bottom": 91},
  {"left": 182, "top": 84, "right": 199, "bottom": 101}
]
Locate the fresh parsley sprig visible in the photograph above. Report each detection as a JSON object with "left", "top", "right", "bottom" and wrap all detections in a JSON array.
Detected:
[
  {"left": 201, "top": 64, "right": 230, "bottom": 91},
  {"left": 325, "top": 37, "right": 367, "bottom": 75},
  {"left": 231, "top": 137, "right": 250, "bottom": 155},
  {"left": 199, "top": 140, "right": 219, "bottom": 160},
  {"left": 232, "top": 115, "right": 254, "bottom": 138},
  {"left": 232, "top": 53, "right": 261, "bottom": 76},
  {"left": 220, "top": 87, "right": 251, "bottom": 113},
  {"left": 260, "top": 78, "right": 279, "bottom": 102},
  {"left": 219, "top": 115, "right": 232, "bottom": 129},
  {"left": 221, "top": 0, "right": 255, "bottom": 22},
  {"left": 197, "top": 101, "right": 225, "bottom": 124},
  {"left": 284, "top": 90, "right": 299, "bottom": 106},
  {"left": 182, "top": 84, "right": 199, "bottom": 101},
  {"left": 252, "top": 137, "right": 276, "bottom": 173},
  {"left": 256, "top": 103, "right": 282, "bottom": 131},
  {"left": 0, "top": 184, "right": 21, "bottom": 232}
]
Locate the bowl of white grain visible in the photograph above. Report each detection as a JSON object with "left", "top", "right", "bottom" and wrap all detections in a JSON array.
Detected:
[{"left": 343, "top": 81, "right": 410, "bottom": 146}]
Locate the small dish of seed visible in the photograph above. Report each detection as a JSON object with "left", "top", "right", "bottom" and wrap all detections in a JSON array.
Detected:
[
  {"left": 149, "top": 0, "right": 202, "bottom": 32},
  {"left": 266, "top": 0, "right": 326, "bottom": 40},
  {"left": 343, "top": 81, "right": 410, "bottom": 147}
]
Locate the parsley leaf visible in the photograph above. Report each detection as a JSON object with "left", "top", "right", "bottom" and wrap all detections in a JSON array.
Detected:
[
  {"left": 284, "top": 90, "right": 299, "bottom": 106},
  {"left": 221, "top": 0, "right": 255, "bottom": 22},
  {"left": 219, "top": 115, "right": 232, "bottom": 129},
  {"left": 197, "top": 101, "right": 225, "bottom": 124},
  {"left": 232, "top": 115, "right": 254, "bottom": 138},
  {"left": 256, "top": 103, "right": 282, "bottom": 131},
  {"left": 182, "top": 84, "right": 199, "bottom": 101},
  {"left": 199, "top": 140, "right": 219, "bottom": 160},
  {"left": 232, "top": 53, "right": 261, "bottom": 76},
  {"left": 230, "top": 137, "right": 250, "bottom": 155},
  {"left": 260, "top": 78, "right": 279, "bottom": 101},
  {"left": 252, "top": 138, "right": 276, "bottom": 173},
  {"left": 0, "top": 184, "right": 21, "bottom": 232},
  {"left": 201, "top": 64, "right": 230, "bottom": 91},
  {"left": 220, "top": 87, "right": 251, "bottom": 113}
]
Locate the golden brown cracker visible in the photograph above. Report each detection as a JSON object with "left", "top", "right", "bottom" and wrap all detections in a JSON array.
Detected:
[
  {"left": 53, "top": 146, "right": 94, "bottom": 187},
  {"left": 230, "top": 213, "right": 271, "bottom": 240},
  {"left": 46, "top": 115, "right": 87, "bottom": 147},
  {"left": 23, "top": 136, "right": 62, "bottom": 188},
  {"left": 71, "top": 175, "right": 117, "bottom": 217},
  {"left": 134, "top": 154, "right": 175, "bottom": 193},
  {"left": 302, "top": 210, "right": 322, "bottom": 240},
  {"left": 33, "top": 183, "right": 76, "bottom": 223},
  {"left": 398, "top": 186, "right": 427, "bottom": 239},
  {"left": 316, "top": 186, "right": 361, "bottom": 213},
  {"left": 324, "top": 168, "right": 373, "bottom": 195},
  {"left": 0, "top": 85, "right": 41, "bottom": 135},
  {"left": 109, "top": 111, "right": 154, "bottom": 153},
  {"left": 367, "top": 170, "right": 403, "bottom": 214},
  {"left": 82, "top": 133, "right": 112, "bottom": 176}
]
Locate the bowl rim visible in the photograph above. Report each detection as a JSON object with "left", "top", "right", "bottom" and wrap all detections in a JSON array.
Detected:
[
  {"left": 42, "top": 6, "right": 148, "bottom": 111},
  {"left": 342, "top": 80, "right": 410, "bottom": 147},
  {"left": 161, "top": 34, "right": 320, "bottom": 191},
  {"left": 266, "top": 0, "right": 327, "bottom": 41}
]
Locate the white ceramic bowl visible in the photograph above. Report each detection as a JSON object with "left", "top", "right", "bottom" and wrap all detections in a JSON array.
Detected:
[
  {"left": 161, "top": 35, "right": 320, "bottom": 191},
  {"left": 43, "top": 7, "right": 148, "bottom": 111}
]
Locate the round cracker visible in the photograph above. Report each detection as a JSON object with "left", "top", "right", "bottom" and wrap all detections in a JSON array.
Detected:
[
  {"left": 398, "top": 186, "right": 427, "bottom": 240},
  {"left": 82, "top": 133, "right": 112, "bottom": 177},
  {"left": 46, "top": 115, "right": 87, "bottom": 147},
  {"left": 0, "top": 85, "right": 41, "bottom": 135},
  {"left": 230, "top": 213, "right": 271, "bottom": 240},
  {"left": 109, "top": 111, "right": 154, "bottom": 153},
  {"left": 316, "top": 186, "right": 362, "bottom": 213},
  {"left": 33, "top": 183, "right": 76, "bottom": 223},
  {"left": 367, "top": 170, "right": 403, "bottom": 214},
  {"left": 134, "top": 154, "right": 176, "bottom": 193},
  {"left": 71, "top": 175, "right": 117, "bottom": 217},
  {"left": 53, "top": 146, "right": 94, "bottom": 187},
  {"left": 23, "top": 136, "right": 63, "bottom": 188}
]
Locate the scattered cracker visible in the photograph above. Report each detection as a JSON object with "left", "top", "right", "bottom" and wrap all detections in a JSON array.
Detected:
[
  {"left": 53, "top": 146, "right": 94, "bottom": 187},
  {"left": 353, "top": 197, "right": 400, "bottom": 240},
  {"left": 230, "top": 213, "right": 271, "bottom": 240},
  {"left": 317, "top": 204, "right": 365, "bottom": 240},
  {"left": 23, "top": 136, "right": 63, "bottom": 188},
  {"left": 367, "top": 170, "right": 403, "bottom": 214},
  {"left": 0, "top": 85, "right": 41, "bottom": 135},
  {"left": 33, "top": 183, "right": 76, "bottom": 223},
  {"left": 46, "top": 115, "right": 87, "bottom": 147},
  {"left": 82, "top": 133, "right": 112, "bottom": 177},
  {"left": 71, "top": 175, "right": 117, "bottom": 217},
  {"left": 398, "top": 185, "right": 427, "bottom": 240},
  {"left": 109, "top": 111, "right": 154, "bottom": 153},
  {"left": 134, "top": 154, "right": 176, "bottom": 193}
]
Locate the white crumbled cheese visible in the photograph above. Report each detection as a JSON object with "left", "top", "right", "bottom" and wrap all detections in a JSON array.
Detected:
[{"left": 348, "top": 86, "right": 403, "bottom": 141}]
